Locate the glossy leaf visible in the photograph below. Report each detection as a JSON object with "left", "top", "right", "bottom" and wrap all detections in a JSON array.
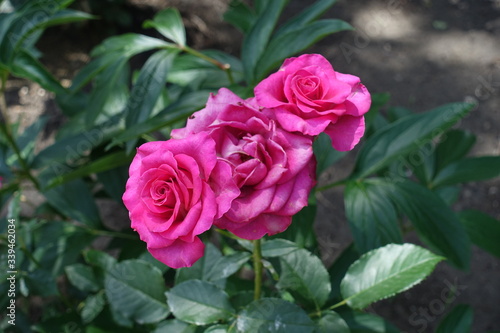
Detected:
[
  {"left": 256, "top": 19, "right": 352, "bottom": 81},
  {"left": 223, "top": 0, "right": 256, "bottom": 33},
  {"left": 90, "top": 33, "right": 170, "bottom": 58},
  {"left": 241, "top": 0, "right": 288, "bottom": 84},
  {"left": 105, "top": 260, "right": 169, "bottom": 324},
  {"left": 237, "top": 298, "right": 315, "bottom": 333},
  {"left": 153, "top": 319, "right": 197, "bottom": 333},
  {"left": 10, "top": 50, "right": 66, "bottom": 94},
  {"left": 85, "top": 56, "right": 128, "bottom": 126},
  {"left": 435, "top": 304, "right": 473, "bottom": 333},
  {"left": 65, "top": 263, "right": 99, "bottom": 293},
  {"left": 340, "top": 244, "right": 444, "bottom": 309},
  {"left": 271, "top": 204, "right": 318, "bottom": 250},
  {"left": 277, "top": 248, "right": 331, "bottom": 308},
  {"left": 328, "top": 244, "right": 360, "bottom": 303},
  {"left": 314, "top": 132, "right": 346, "bottom": 176},
  {"left": 81, "top": 292, "right": 106, "bottom": 324},
  {"left": 43, "top": 179, "right": 101, "bottom": 228},
  {"left": 274, "top": 0, "right": 338, "bottom": 37},
  {"left": 143, "top": 8, "right": 186, "bottom": 46},
  {"left": 389, "top": 181, "right": 471, "bottom": 269},
  {"left": 338, "top": 310, "right": 400, "bottom": 333},
  {"left": 45, "top": 151, "right": 133, "bottom": 189},
  {"left": 175, "top": 243, "right": 226, "bottom": 288},
  {"left": 314, "top": 311, "right": 350, "bottom": 333},
  {"left": 110, "top": 90, "right": 210, "bottom": 152},
  {"left": 261, "top": 238, "right": 299, "bottom": 257},
  {"left": 353, "top": 102, "right": 474, "bottom": 179},
  {"left": 435, "top": 129, "right": 476, "bottom": 172},
  {"left": 459, "top": 210, "right": 500, "bottom": 258},
  {"left": 97, "top": 164, "right": 129, "bottom": 203},
  {"left": 431, "top": 156, "right": 500, "bottom": 188},
  {"left": 31, "top": 221, "right": 95, "bottom": 277},
  {"left": 125, "top": 49, "right": 177, "bottom": 130},
  {"left": 166, "top": 280, "right": 234, "bottom": 325},
  {"left": 344, "top": 180, "right": 402, "bottom": 253},
  {"left": 84, "top": 250, "right": 117, "bottom": 271}
]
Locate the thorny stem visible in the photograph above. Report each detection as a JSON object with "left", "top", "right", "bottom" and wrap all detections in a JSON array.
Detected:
[
  {"left": 0, "top": 70, "right": 41, "bottom": 190},
  {"left": 253, "top": 238, "right": 263, "bottom": 300},
  {"left": 180, "top": 45, "right": 235, "bottom": 85}
]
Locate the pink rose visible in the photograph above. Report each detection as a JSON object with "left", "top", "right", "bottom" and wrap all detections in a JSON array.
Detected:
[
  {"left": 254, "top": 54, "right": 371, "bottom": 151},
  {"left": 172, "top": 88, "right": 316, "bottom": 240},
  {"left": 122, "top": 132, "right": 239, "bottom": 268}
]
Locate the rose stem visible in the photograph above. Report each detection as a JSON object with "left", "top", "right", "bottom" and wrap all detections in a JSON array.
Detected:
[{"left": 253, "top": 238, "right": 263, "bottom": 300}]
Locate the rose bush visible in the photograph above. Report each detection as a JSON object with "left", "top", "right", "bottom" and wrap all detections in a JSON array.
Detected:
[
  {"left": 172, "top": 88, "right": 316, "bottom": 240},
  {"left": 122, "top": 132, "right": 239, "bottom": 268},
  {"left": 254, "top": 53, "right": 371, "bottom": 151}
]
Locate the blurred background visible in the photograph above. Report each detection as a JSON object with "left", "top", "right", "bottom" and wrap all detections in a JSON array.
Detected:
[{"left": 3, "top": 0, "right": 500, "bottom": 331}]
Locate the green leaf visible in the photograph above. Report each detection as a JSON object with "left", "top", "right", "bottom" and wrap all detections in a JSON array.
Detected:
[
  {"left": 459, "top": 210, "right": 500, "bottom": 258},
  {"left": 314, "top": 132, "right": 346, "bottom": 176},
  {"left": 237, "top": 298, "right": 315, "bottom": 333},
  {"left": 24, "top": 269, "right": 58, "bottom": 296},
  {"left": 97, "top": 164, "right": 129, "bottom": 203},
  {"left": 256, "top": 19, "right": 352, "bottom": 81},
  {"left": 205, "top": 325, "right": 230, "bottom": 333},
  {"left": 328, "top": 244, "right": 360, "bottom": 303},
  {"left": 353, "top": 102, "right": 474, "bottom": 179},
  {"left": 45, "top": 150, "right": 133, "bottom": 189},
  {"left": 261, "top": 238, "right": 299, "bottom": 257},
  {"left": 274, "top": 0, "right": 338, "bottom": 38},
  {"left": 175, "top": 243, "right": 226, "bottom": 288},
  {"left": 223, "top": 0, "right": 256, "bottom": 33},
  {"left": 81, "top": 292, "right": 106, "bottom": 324},
  {"left": 85, "top": 55, "right": 128, "bottom": 126},
  {"left": 91, "top": 33, "right": 170, "bottom": 58},
  {"left": 153, "top": 319, "right": 197, "bottom": 333},
  {"left": 31, "top": 221, "right": 95, "bottom": 276},
  {"left": 314, "top": 311, "right": 350, "bottom": 333},
  {"left": 435, "top": 304, "right": 473, "bottom": 333},
  {"left": 125, "top": 49, "right": 177, "bottom": 131},
  {"left": 125, "top": 50, "right": 177, "bottom": 127},
  {"left": 389, "top": 181, "right": 471, "bottom": 269},
  {"left": 277, "top": 248, "right": 331, "bottom": 308},
  {"left": 241, "top": 0, "right": 288, "bottom": 84},
  {"left": 166, "top": 280, "right": 234, "bottom": 325},
  {"left": 206, "top": 252, "right": 251, "bottom": 281},
  {"left": 84, "top": 249, "right": 117, "bottom": 271},
  {"left": 340, "top": 243, "right": 444, "bottom": 309},
  {"left": 337, "top": 310, "right": 400, "bottom": 333},
  {"left": 65, "top": 263, "right": 99, "bottom": 293},
  {"left": 364, "top": 93, "right": 390, "bottom": 136},
  {"left": 143, "top": 8, "right": 186, "bottom": 46},
  {"left": 435, "top": 129, "right": 476, "bottom": 172},
  {"left": 344, "top": 180, "right": 402, "bottom": 253},
  {"left": 41, "top": 8, "right": 95, "bottom": 25},
  {"left": 10, "top": 50, "right": 65, "bottom": 94},
  {"left": 43, "top": 179, "right": 101, "bottom": 227},
  {"left": 105, "top": 259, "right": 169, "bottom": 324},
  {"left": 271, "top": 204, "right": 318, "bottom": 250},
  {"left": 431, "top": 156, "right": 500, "bottom": 188},
  {"left": 110, "top": 90, "right": 210, "bottom": 152},
  {"left": 167, "top": 50, "right": 243, "bottom": 89}
]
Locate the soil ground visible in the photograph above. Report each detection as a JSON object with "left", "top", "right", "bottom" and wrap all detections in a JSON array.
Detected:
[{"left": 4, "top": 0, "right": 500, "bottom": 332}]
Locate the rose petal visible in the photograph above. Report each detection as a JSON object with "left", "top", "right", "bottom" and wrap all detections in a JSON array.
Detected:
[
  {"left": 148, "top": 237, "right": 205, "bottom": 268},
  {"left": 325, "top": 115, "right": 365, "bottom": 151}
]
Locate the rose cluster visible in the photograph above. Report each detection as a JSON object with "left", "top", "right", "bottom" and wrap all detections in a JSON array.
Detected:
[{"left": 123, "top": 54, "right": 371, "bottom": 268}]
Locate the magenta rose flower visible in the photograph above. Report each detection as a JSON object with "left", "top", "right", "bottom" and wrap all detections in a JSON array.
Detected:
[
  {"left": 172, "top": 88, "right": 316, "bottom": 240},
  {"left": 254, "top": 53, "right": 371, "bottom": 151},
  {"left": 122, "top": 132, "right": 239, "bottom": 268}
]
